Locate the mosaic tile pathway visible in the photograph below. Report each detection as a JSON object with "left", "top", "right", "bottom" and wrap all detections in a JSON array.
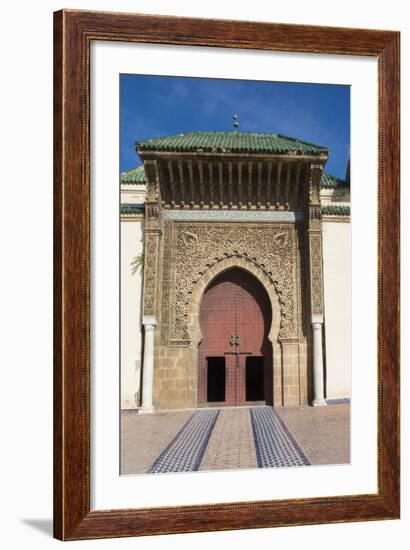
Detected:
[
  {"left": 148, "top": 409, "right": 220, "bottom": 473},
  {"left": 121, "top": 404, "right": 350, "bottom": 475},
  {"left": 250, "top": 407, "right": 309, "bottom": 468}
]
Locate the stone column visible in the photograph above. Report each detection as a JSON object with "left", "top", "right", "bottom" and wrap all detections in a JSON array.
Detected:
[
  {"left": 141, "top": 316, "right": 157, "bottom": 411},
  {"left": 140, "top": 160, "right": 162, "bottom": 411},
  {"left": 307, "top": 162, "right": 327, "bottom": 407},
  {"left": 312, "top": 315, "right": 326, "bottom": 406}
]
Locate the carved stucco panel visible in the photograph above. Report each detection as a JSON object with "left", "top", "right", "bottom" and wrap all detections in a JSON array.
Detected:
[
  {"left": 309, "top": 233, "right": 324, "bottom": 316},
  {"left": 160, "top": 221, "right": 173, "bottom": 342},
  {"left": 161, "top": 222, "right": 300, "bottom": 344},
  {"left": 142, "top": 232, "right": 160, "bottom": 316}
]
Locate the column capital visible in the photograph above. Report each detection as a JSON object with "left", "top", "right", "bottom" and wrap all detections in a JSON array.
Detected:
[
  {"left": 143, "top": 316, "right": 157, "bottom": 330},
  {"left": 311, "top": 314, "right": 324, "bottom": 325}
]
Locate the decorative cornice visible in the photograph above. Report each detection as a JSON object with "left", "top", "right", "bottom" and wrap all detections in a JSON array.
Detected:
[
  {"left": 120, "top": 165, "right": 349, "bottom": 192},
  {"left": 164, "top": 209, "right": 304, "bottom": 222},
  {"left": 120, "top": 202, "right": 350, "bottom": 219}
]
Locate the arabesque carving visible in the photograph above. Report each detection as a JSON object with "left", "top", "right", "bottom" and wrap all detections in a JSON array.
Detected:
[
  {"left": 143, "top": 233, "right": 159, "bottom": 316},
  {"left": 309, "top": 233, "right": 324, "bottom": 315},
  {"left": 161, "top": 222, "right": 299, "bottom": 344}
]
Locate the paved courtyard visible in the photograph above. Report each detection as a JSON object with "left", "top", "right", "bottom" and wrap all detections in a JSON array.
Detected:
[{"left": 121, "top": 404, "right": 350, "bottom": 475}]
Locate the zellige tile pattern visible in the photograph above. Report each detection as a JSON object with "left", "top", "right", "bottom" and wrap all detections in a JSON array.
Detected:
[
  {"left": 120, "top": 404, "right": 350, "bottom": 475},
  {"left": 251, "top": 407, "right": 310, "bottom": 468},
  {"left": 148, "top": 409, "right": 220, "bottom": 473},
  {"left": 120, "top": 410, "right": 194, "bottom": 475}
]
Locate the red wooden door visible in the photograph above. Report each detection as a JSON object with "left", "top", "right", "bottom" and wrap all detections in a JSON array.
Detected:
[{"left": 198, "top": 268, "right": 272, "bottom": 406}]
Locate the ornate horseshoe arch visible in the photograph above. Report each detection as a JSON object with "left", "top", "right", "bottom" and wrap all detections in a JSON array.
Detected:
[
  {"left": 161, "top": 222, "right": 300, "bottom": 346},
  {"left": 187, "top": 255, "right": 282, "bottom": 347}
]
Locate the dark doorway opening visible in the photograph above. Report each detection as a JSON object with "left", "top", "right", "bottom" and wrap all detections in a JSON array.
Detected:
[
  {"left": 246, "top": 356, "right": 265, "bottom": 401},
  {"left": 207, "top": 357, "right": 226, "bottom": 402}
]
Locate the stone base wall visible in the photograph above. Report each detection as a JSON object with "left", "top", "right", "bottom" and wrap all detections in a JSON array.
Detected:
[
  {"left": 272, "top": 341, "right": 308, "bottom": 408},
  {"left": 153, "top": 339, "right": 308, "bottom": 410},
  {"left": 299, "top": 341, "right": 309, "bottom": 405},
  {"left": 153, "top": 345, "right": 198, "bottom": 409}
]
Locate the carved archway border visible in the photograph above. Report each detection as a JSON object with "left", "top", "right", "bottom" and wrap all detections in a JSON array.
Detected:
[
  {"left": 162, "top": 222, "right": 299, "bottom": 345},
  {"left": 187, "top": 255, "right": 282, "bottom": 347}
]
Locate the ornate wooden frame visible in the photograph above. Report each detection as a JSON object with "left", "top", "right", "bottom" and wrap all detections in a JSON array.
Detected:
[{"left": 53, "top": 9, "right": 400, "bottom": 540}]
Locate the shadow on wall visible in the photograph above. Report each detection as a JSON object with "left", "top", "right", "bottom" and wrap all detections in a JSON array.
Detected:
[{"left": 21, "top": 519, "right": 53, "bottom": 537}]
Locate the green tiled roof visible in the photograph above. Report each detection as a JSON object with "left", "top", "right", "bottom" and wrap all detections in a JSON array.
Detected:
[
  {"left": 320, "top": 172, "right": 347, "bottom": 189},
  {"left": 321, "top": 205, "right": 350, "bottom": 216},
  {"left": 120, "top": 166, "right": 146, "bottom": 184},
  {"left": 137, "top": 131, "right": 328, "bottom": 155},
  {"left": 121, "top": 204, "right": 145, "bottom": 215}
]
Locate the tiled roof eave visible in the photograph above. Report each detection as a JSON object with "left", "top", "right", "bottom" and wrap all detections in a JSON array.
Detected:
[
  {"left": 137, "top": 149, "right": 329, "bottom": 160},
  {"left": 120, "top": 165, "right": 146, "bottom": 184},
  {"left": 120, "top": 165, "right": 348, "bottom": 189},
  {"left": 321, "top": 205, "right": 350, "bottom": 216},
  {"left": 120, "top": 204, "right": 145, "bottom": 215},
  {"left": 320, "top": 171, "right": 348, "bottom": 189}
]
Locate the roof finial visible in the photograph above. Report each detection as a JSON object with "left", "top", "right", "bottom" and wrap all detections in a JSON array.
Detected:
[{"left": 233, "top": 113, "right": 239, "bottom": 131}]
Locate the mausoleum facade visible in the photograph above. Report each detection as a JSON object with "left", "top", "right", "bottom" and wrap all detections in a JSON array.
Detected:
[{"left": 120, "top": 131, "right": 351, "bottom": 411}]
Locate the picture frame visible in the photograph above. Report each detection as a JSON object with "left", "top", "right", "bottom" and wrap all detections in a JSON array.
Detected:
[{"left": 53, "top": 9, "right": 400, "bottom": 540}]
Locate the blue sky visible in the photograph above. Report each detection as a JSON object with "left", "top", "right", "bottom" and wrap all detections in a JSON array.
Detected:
[{"left": 120, "top": 75, "right": 350, "bottom": 179}]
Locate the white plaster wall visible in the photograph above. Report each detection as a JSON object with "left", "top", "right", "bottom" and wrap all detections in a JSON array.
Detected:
[
  {"left": 320, "top": 187, "right": 350, "bottom": 206},
  {"left": 120, "top": 218, "right": 144, "bottom": 409},
  {"left": 121, "top": 184, "right": 146, "bottom": 204},
  {"left": 322, "top": 219, "right": 352, "bottom": 398}
]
